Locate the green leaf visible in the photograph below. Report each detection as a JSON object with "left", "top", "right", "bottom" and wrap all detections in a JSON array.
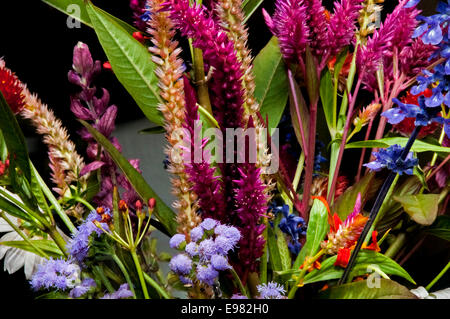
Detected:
[
  {"left": 293, "top": 199, "right": 329, "bottom": 269},
  {"left": 320, "top": 69, "right": 334, "bottom": 134},
  {"left": 0, "top": 92, "right": 31, "bottom": 181},
  {"left": 139, "top": 126, "right": 166, "bottom": 135},
  {"left": 333, "top": 172, "right": 381, "bottom": 221},
  {"left": 394, "top": 194, "right": 439, "bottom": 226},
  {"left": 80, "top": 120, "right": 177, "bottom": 235},
  {"left": 86, "top": 2, "right": 164, "bottom": 125},
  {"left": 41, "top": 0, "right": 137, "bottom": 34},
  {"left": 288, "top": 71, "right": 310, "bottom": 150},
  {"left": 267, "top": 223, "right": 283, "bottom": 273},
  {"left": 304, "top": 250, "right": 415, "bottom": 285},
  {"left": 242, "top": 0, "right": 265, "bottom": 23},
  {"left": 424, "top": 215, "right": 450, "bottom": 241},
  {"left": 254, "top": 37, "right": 289, "bottom": 130},
  {"left": 319, "top": 279, "right": 417, "bottom": 299},
  {"left": 346, "top": 137, "right": 450, "bottom": 153},
  {"left": 0, "top": 239, "right": 64, "bottom": 258},
  {"left": 0, "top": 191, "right": 35, "bottom": 223},
  {"left": 275, "top": 217, "right": 291, "bottom": 271}
]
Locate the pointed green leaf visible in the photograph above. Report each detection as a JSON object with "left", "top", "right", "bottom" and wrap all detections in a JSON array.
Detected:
[
  {"left": 242, "top": 0, "right": 265, "bottom": 23},
  {"left": 0, "top": 239, "right": 64, "bottom": 258},
  {"left": 275, "top": 225, "right": 291, "bottom": 271},
  {"left": 86, "top": 2, "right": 164, "bottom": 125},
  {"left": 41, "top": 0, "right": 137, "bottom": 34},
  {"left": 424, "top": 215, "right": 450, "bottom": 241},
  {"left": 304, "top": 250, "right": 415, "bottom": 285},
  {"left": 346, "top": 137, "right": 450, "bottom": 153},
  {"left": 319, "top": 279, "right": 417, "bottom": 299},
  {"left": 289, "top": 70, "right": 309, "bottom": 150},
  {"left": 305, "top": 46, "right": 319, "bottom": 105},
  {"left": 79, "top": 120, "right": 177, "bottom": 235},
  {"left": 139, "top": 126, "right": 166, "bottom": 135},
  {"left": 0, "top": 190, "right": 35, "bottom": 224},
  {"left": 293, "top": 199, "right": 329, "bottom": 269},
  {"left": 267, "top": 223, "right": 283, "bottom": 273},
  {"left": 394, "top": 194, "right": 440, "bottom": 226},
  {"left": 254, "top": 37, "right": 289, "bottom": 130},
  {"left": 320, "top": 69, "right": 334, "bottom": 134}
]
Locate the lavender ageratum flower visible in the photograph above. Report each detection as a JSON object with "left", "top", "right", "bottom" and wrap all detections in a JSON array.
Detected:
[
  {"left": 101, "top": 283, "right": 134, "bottom": 299},
  {"left": 257, "top": 282, "right": 287, "bottom": 299},
  {"left": 169, "top": 254, "right": 192, "bottom": 275},
  {"left": 198, "top": 238, "right": 218, "bottom": 261},
  {"left": 196, "top": 264, "right": 219, "bottom": 285},
  {"left": 210, "top": 254, "right": 231, "bottom": 271},
  {"left": 179, "top": 276, "right": 193, "bottom": 285},
  {"left": 169, "top": 234, "right": 186, "bottom": 249},
  {"left": 185, "top": 242, "right": 199, "bottom": 257},
  {"left": 214, "top": 225, "right": 241, "bottom": 245},
  {"left": 30, "top": 258, "right": 81, "bottom": 291},
  {"left": 67, "top": 208, "right": 111, "bottom": 265},
  {"left": 190, "top": 226, "right": 204, "bottom": 242},
  {"left": 69, "top": 278, "right": 96, "bottom": 298},
  {"left": 364, "top": 144, "right": 419, "bottom": 175},
  {"left": 231, "top": 294, "right": 248, "bottom": 299},
  {"left": 200, "top": 218, "right": 218, "bottom": 231}
]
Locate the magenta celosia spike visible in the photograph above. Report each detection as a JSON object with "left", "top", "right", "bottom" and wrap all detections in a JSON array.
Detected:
[
  {"left": 169, "top": 0, "right": 245, "bottom": 129},
  {"left": 265, "top": 0, "right": 310, "bottom": 65},
  {"left": 305, "top": 0, "right": 331, "bottom": 57},
  {"left": 399, "top": 39, "right": 437, "bottom": 78},
  {"left": 328, "top": 0, "right": 363, "bottom": 56}
]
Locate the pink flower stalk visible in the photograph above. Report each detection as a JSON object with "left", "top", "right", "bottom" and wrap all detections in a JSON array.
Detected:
[
  {"left": 399, "top": 38, "right": 437, "bottom": 78},
  {"left": 328, "top": 0, "right": 364, "bottom": 56},
  {"left": 263, "top": 0, "right": 310, "bottom": 65},
  {"left": 305, "top": 0, "right": 331, "bottom": 57},
  {"left": 169, "top": 0, "right": 245, "bottom": 129}
]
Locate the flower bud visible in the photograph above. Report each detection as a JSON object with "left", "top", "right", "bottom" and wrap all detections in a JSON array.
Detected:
[{"left": 148, "top": 198, "right": 156, "bottom": 210}]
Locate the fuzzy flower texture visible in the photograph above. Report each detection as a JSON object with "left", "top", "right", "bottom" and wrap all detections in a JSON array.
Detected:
[{"left": 169, "top": 218, "right": 241, "bottom": 286}]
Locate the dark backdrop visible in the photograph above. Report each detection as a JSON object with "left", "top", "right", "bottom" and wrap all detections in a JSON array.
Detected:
[{"left": 0, "top": 0, "right": 447, "bottom": 300}]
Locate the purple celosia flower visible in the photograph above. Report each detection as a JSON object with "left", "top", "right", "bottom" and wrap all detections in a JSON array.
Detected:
[
  {"left": 169, "top": 254, "right": 192, "bottom": 275},
  {"left": 210, "top": 254, "right": 231, "bottom": 271},
  {"left": 30, "top": 258, "right": 81, "bottom": 291},
  {"left": 200, "top": 218, "right": 217, "bottom": 231},
  {"left": 69, "top": 278, "right": 96, "bottom": 298},
  {"left": 185, "top": 242, "right": 199, "bottom": 257},
  {"left": 190, "top": 226, "right": 204, "bottom": 242},
  {"left": 305, "top": 0, "right": 330, "bottom": 57},
  {"left": 67, "top": 208, "right": 111, "bottom": 265},
  {"left": 364, "top": 144, "right": 419, "bottom": 175},
  {"left": 196, "top": 264, "right": 219, "bottom": 286},
  {"left": 328, "top": 0, "right": 363, "bottom": 56},
  {"left": 130, "top": 0, "right": 150, "bottom": 31},
  {"left": 263, "top": 0, "right": 309, "bottom": 64},
  {"left": 101, "top": 283, "right": 134, "bottom": 299},
  {"left": 257, "top": 282, "right": 287, "bottom": 299},
  {"left": 169, "top": 234, "right": 186, "bottom": 249}
]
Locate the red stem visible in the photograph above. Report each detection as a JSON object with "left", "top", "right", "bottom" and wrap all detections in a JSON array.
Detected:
[{"left": 356, "top": 116, "right": 375, "bottom": 182}]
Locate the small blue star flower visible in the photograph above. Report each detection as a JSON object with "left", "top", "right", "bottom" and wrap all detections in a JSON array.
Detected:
[{"left": 364, "top": 144, "right": 418, "bottom": 175}]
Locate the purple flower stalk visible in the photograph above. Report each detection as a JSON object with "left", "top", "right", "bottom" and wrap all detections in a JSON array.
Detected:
[{"left": 263, "top": 0, "right": 309, "bottom": 65}]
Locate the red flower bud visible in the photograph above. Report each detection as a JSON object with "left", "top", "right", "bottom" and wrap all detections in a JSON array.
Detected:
[
  {"left": 103, "top": 61, "right": 112, "bottom": 70},
  {"left": 118, "top": 200, "right": 128, "bottom": 212},
  {"left": 135, "top": 200, "right": 143, "bottom": 211},
  {"left": 148, "top": 198, "right": 156, "bottom": 209},
  {"left": 96, "top": 207, "right": 105, "bottom": 214}
]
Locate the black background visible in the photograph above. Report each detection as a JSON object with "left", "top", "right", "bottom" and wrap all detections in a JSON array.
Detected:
[{"left": 0, "top": 0, "right": 448, "bottom": 300}]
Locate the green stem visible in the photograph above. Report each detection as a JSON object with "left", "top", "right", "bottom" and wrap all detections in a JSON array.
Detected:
[
  {"left": 426, "top": 260, "right": 450, "bottom": 291},
  {"left": 288, "top": 249, "right": 324, "bottom": 299},
  {"left": 93, "top": 265, "right": 115, "bottom": 293},
  {"left": 131, "top": 249, "right": 150, "bottom": 299},
  {"left": 429, "top": 127, "right": 446, "bottom": 172},
  {"left": 259, "top": 217, "right": 269, "bottom": 285},
  {"left": 112, "top": 254, "right": 136, "bottom": 299},
  {"left": 229, "top": 267, "right": 249, "bottom": 298},
  {"left": 46, "top": 226, "right": 68, "bottom": 257},
  {"left": 292, "top": 152, "right": 305, "bottom": 192},
  {"left": 0, "top": 211, "right": 49, "bottom": 258},
  {"left": 143, "top": 272, "right": 171, "bottom": 299},
  {"left": 384, "top": 233, "right": 406, "bottom": 259},
  {"left": 73, "top": 197, "right": 95, "bottom": 212},
  {"left": 30, "top": 162, "right": 76, "bottom": 234},
  {"left": 193, "top": 48, "right": 212, "bottom": 114}
]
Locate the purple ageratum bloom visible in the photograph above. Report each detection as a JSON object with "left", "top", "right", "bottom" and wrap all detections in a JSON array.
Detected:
[
  {"left": 169, "top": 254, "right": 192, "bottom": 275},
  {"left": 263, "top": 0, "right": 309, "bottom": 64},
  {"left": 200, "top": 218, "right": 217, "bottom": 231},
  {"left": 196, "top": 264, "right": 219, "bottom": 286},
  {"left": 185, "top": 242, "right": 199, "bottom": 257},
  {"left": 231, "top": 294, "right": 248, "bottom": 299},
  {"left": 190, "top": 226, "right": 204, "bottom": 242},
  {"left": 179, "top": 276, "right": 193, "bottom": 285},
  {"left": 30, "top": 258, "right": 81, "bottom": 291},
  {"left": 198, "top": 238, "right": 218, "bottom": 261},
  {"left": 67, "top": 208, "right": 111, "bottom": 265},
  {"left": 257, "top": 282, "right": 287, "bottom": 299},
  {"left": 214, "top": 235, "right": 238, "bottom": 255},
  {"left": 101, "top": 283, "right": 134, "bottom": 299},
  {"left": 364, "top": 144, "right": 419, "bottom": 175},
  {"left": 169, "top": 234, "right": 186, "bottom": 249},
  {"left": 210, "top": 254, "right": 231, "bottom": 271},
  {"left": 214, "top": 225, "right": 241, "bottom": 245},
  {"left": 69, "top": 278, "right": 96, "bottom": 298}
]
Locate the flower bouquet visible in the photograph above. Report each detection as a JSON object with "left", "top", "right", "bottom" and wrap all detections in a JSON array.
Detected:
[{"left": 0, "top": 0, "right": 449, "bottom": 300}]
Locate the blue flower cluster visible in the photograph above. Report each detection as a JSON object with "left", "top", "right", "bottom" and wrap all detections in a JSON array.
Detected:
[
  {"left": 169, "top": 218, "right": 241, "bottom": 286},
  {"left": 257, "top": 282, "right": 287, "bottom": 299},
  {"left": 67, "top": 208, "right": 111, "bottom": 265},
  {"left": 30, "top": 258, "right": 96, "bottom": 298},
  {"left": 270, "top": 203, "right": 307, "bottom": 255},
  {"left": 100, "top": 284, "right": 134, "bottom": 299},
  {"left": 388, "top": 0, "right": 450, "bottom": 137},
  {"left": 364, "top": 144, "right": 419, "bottom": 175},
  {"left": 314, "top": 140, "right": 327, "bottom": 175}
]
